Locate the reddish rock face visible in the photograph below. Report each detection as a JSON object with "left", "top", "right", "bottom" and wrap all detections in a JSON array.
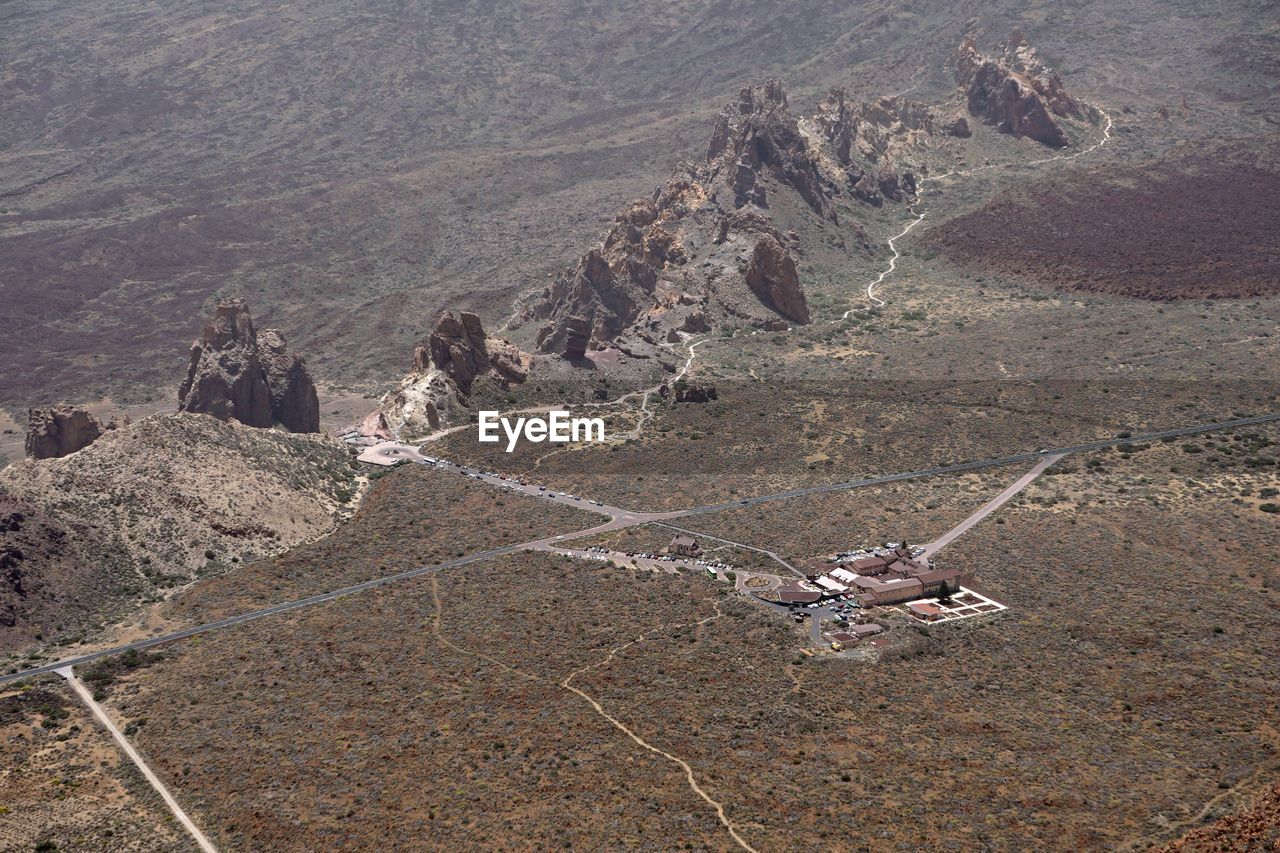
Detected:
[
  {"left": 178, "top": 299, "right": 319, "bottom": 432},
  {"left": 952, "top": 34, "right": 1085, "bottom": 149},
  {"left": 745, "top": 234, "right": 810, "bottom": 324},
  {"left": 427, "top": 310, "right": 491, "bottom": 391},
  {"left": 424, "top": 310, "right": 530, "bottom": 388},
  {"left": 24, "top": 406, "right": 109, "bottom": 459}
]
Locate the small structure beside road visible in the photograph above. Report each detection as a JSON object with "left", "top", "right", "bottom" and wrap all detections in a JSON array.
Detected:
[{"left": 667, "top": 535, "right": 702, "bottom": 557}]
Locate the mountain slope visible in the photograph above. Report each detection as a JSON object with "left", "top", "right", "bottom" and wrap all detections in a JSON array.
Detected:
[{"left": 0, "top": 414, "right": 356, "bottom": 654}]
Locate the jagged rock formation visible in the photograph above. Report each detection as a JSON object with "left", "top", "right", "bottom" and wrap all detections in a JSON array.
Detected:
[
  {"left": 24, "top": 406, "right": 114, "bottom": 459},
  {"left": 811, "top": 90, "right": 929, "bottom": 206},
  {"left": 706, "top": 79, "right": 831, "bottom": 219},
  {"left": 517, "top": 44, "right": 1093, "bottom": 354},
  {"left": 178, "top": 299, "right": 320, "bottom": 432},
  {"left": 563, "top": 316, "right": 592, "bottom": 360},
  {"left": 518, "top": 78, "right": 956, "bottom": 353},
  {"left": 952, "top": 31, "right": 1087, "bottom": 148},
  {"left": 373, "top": 310, "right": 532, "bottom": 438}
]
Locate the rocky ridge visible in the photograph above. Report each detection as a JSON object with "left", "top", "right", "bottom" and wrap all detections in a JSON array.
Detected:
[
  {"left": 519, "top": 80, "right": 859, "bottom": 354},
  {"left": 515, "top": 53, "right": 1056, "bottom": 356},
  {"left": 178, "top": 299, "right": 320, "bottom": 433}
]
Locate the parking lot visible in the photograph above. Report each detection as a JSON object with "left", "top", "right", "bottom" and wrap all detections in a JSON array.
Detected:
[{"left": 548, "top": 544, "right": 735, "bottom": 581}]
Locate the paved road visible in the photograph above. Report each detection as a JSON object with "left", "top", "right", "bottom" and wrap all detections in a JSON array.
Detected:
[
  {"left": 4, "top": 412, "right": 1276, "bottom": 687},
  {"left": 0, "top": 541, "right": 540, "bottom": 685},
  {"left": 361, "top": 445, "right": 633, "bottom": 520},
  {"left": 59, "top": 667, "right": 218, "bottom": 851},
  {"left": 921, "top": 453, "right": 1065, "bottom": 558},
  {"left": 810, "top": 607, "right": 833, "bottom": 646},
  {"left": 668, "top": 414, "right": 1280, "bottom": 519}
]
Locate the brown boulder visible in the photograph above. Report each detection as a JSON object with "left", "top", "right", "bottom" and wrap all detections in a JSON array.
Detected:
[
  {"left": 674, "top": 381, "right": 718, "bottom": 403},
  {"left": 682, "top": 309, "right": 712, "bottom": 333},
  {"left": 944, "top": 115, "right": 972, "bottom": 137},
  {"left": 745, "top": 235, "right": 810, "bottom": 324},
  {"left": 487, "top": 338, "right": 530, "bottom": 384},
  {"left": 24, "top": 406, "right": 109, "bottom": 459}
]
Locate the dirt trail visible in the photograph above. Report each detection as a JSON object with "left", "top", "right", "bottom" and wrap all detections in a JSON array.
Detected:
[
  {"left": 57, "top": 667, "right": 218, "bottom": 852},
  {"left": 559, "top": 600, "right": 759, "bottom": 853},
  {"left": 429, "top": 578, "right": 754, "bottom": 851},
  {"left": 848, "top": 107, "right": 1114, "bottom": 312}
]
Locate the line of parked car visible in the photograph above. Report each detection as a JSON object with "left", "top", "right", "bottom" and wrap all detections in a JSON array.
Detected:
[
  {"left": 579, "top": 546, "right": 733, "bottom": 574},
  {"left": 413, "top": 455, "right": 609, "bottom": 507}
]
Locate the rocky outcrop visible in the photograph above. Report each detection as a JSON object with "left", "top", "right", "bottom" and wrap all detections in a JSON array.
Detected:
[
  {"left": 706, "top": 80, "right": 830, "bottom": 219},
  {"left": 674, "top": 381, "right": 718, "bottom": 403},
  {"left": 520, "top": 64, "right": 1055, "bottom": 351},
  {"left": 952, "top": 33, "right": 1086, "bottom": 148},
  {"left": 178, "top": 299, "right": 319, "bottom": 432},
  {"left": 745, "top": 234, "right": 810, "bottom": 324},
  {"left": 943, "top": 114, "right": 971, "bottom": 137},
  {"left": 417, "top": 310, "right": 531, "bottom": 390},
  {"left": 24, "top": 406, "right": 111, "bottom": 459},
  {"left": 528, "top": 182, "right": 699, "bottom": 356},
  {"left": 812, "top": 91, "right": 932, "bottom": 207},
  {"left": 520, "top": 80, "right": 890, "bottom": 351},
  {"left": 423, "top": 310, "right": 490, "bottom": 391},
  {"left": 681, "top": 309, "right": 711, "bottom": 333},
  {"left": 563, "top": 315, "right": 591, "bottom": 360},
  {"left": 371, "top": 310, "right": 532, "bottom": 439},
  {"left": 258, "top": 329, "right": 320, "bottom": 434}
]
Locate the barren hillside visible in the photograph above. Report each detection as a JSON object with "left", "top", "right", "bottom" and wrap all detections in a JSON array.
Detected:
[{"left": 0, "top": 413, "right": 356, "bottom": 654}]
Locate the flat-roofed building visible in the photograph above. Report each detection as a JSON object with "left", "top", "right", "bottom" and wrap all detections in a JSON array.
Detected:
[
  {"left": 815, "top": 576, "right": 847, "bottom": 593},
  {"left": 908, "top": 601, "right": 944, "bottom": 621},
  {"left": 829, "top": 567, "right": 860, "bottom": 585}
]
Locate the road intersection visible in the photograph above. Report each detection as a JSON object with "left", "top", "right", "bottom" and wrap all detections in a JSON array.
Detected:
[{"left": 2, "top": 411, "right": 1278, "bottom": 687}]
